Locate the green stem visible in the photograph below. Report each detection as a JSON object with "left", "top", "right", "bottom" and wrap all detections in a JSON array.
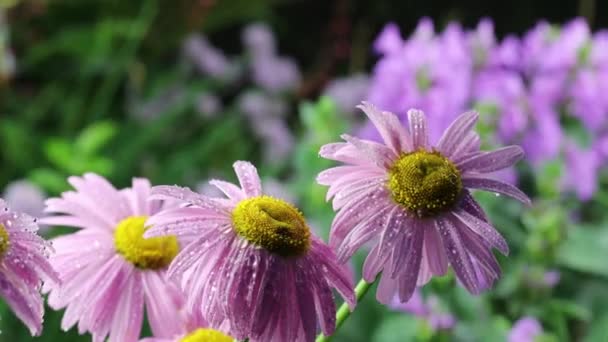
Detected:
[{"left": 315, "top": 278, "right": 375, "bottom": 342}]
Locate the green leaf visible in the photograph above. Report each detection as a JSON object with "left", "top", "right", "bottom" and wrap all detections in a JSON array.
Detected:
[
  {"left": 75, "top": 121, "right": 117, "bottom": 156},
  {"left": 547, "top": 299, "right": 591, "bottom": 321},
  {"left": 29, "top": 168, "right": 69, "bottom": 194},
  {"left": 44, "top": 138, "right": 75, "bottom": 171},
  {"left": 371, "top": 314, "right": 420, "bottom": 342},
  {"left": 585, "top": 313, "right": 608, "bottom": 342},
  {"left": 556, "top": 227, "right": 608, "bottom": 278}
]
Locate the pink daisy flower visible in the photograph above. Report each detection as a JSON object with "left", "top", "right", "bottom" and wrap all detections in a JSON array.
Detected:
[
  {"left": 0, "top": 199, "right": 59, "bottom": 335},
  {"left": 145, "top": 161, "right": 355, "bottom": 342},
  {"left": 317, "top": 102, "right": 530, "bottom": 304},
  {"left": 41, "top": 174, "right": 186, "bottom": 342}
]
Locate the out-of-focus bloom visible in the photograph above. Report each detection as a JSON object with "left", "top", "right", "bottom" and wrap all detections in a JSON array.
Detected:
[
  {"left": 523, "top": 266, "right": 560, "bottom": 289},
  {"left": 242, "top": 22, "right": 300, "bottom": 93},
  {"left": 323, "top": 74, "right": 370, "bottom": 115},
  {"left": 543, "top": 270, "right": 561, "bottom": 287},
  {"left": 390, "top": 290, "right": 455, "bottom": 331},
  {"left": 256, "top": 117, "right": 295, "bottom": 163},
  {"left": 251, "top": 55, "right": 301, "bottom": 93},
  {"left": 563, "top": 142, "right": 601, "bottom": 201},
  {"left": 262, "top": 178, "right": 296, "bottom": 205},
  {"left": 41, "top": 174, "right": 186, "bottom": 342},
  {"left": 238, "top": 91, "right": 287, "bottom": 119},
  {"left": 0, "top": 199, "right": 59, "bottom": 335},
  {"left": 129, "top": 87, "right": 186, "bottom": 122},
  {"left": 508, "top": 317, "right": 543, "bottom": 342},
  {"left": 1, "top": 10, "right": 16, "bottom": 81},
  {"left": 318, "top": 102, "right": 530, "bottom": 303},
  {"left": 183, "top": 34, "right": 231, "bottom": 79},
  {"left": 368, "top": 17, "right": 608, "bottom": 199},
  {"left": 3, "top": 180, "right": 46, "bottom": 219},
  {"left": 237, "top": 92, "right": 294, "bottom": 163},
  {"left": 242, "top": 22, "right": 276, "bottom": 57},
  {"left": 366, "top": 19, "right": 472, "bottom": 144},
  {"left": 196, "top": 93, "right": 222, "bottom": 119},
  {"left": 145, "top": 161, "right": 355, "bottom": 341}
]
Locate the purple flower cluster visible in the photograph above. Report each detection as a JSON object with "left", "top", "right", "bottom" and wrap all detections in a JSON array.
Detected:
[
  {"left": 1, "top": 10, "right": 16, "bottom": 81},
  {"left": 365, "top": 18, "right": 608, "bottom": 199},
  {"left": 389, "top": 290, "right": 455, "bottom": 331}
]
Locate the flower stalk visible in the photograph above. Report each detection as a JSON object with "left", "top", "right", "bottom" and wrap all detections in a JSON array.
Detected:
[{"left": 315, "top": 278, "right": 375, "bottom": 342}]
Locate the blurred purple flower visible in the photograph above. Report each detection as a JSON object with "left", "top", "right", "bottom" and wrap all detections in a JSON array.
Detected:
[
  {"left": 523, "top": 266, "right": 560, "bottom": 289},
  {"left": 237, "top": 92, "right": 294, "bottom": 163},
  {"left": 366, "top": 19, "right": 472, "bottom": 143},
  {"left": 242, "top": 22, "right": 276, "bottom": 57},
  {"left": 129, "top": 87, "right": 185, "bottom": 121},
  {"left": 373, "top": 22, "right": 403, "bottom": 55},
  {"left": 251, "top": 55, "right": 301, "bottom": 93},
  {"left": 508, "top": 317, "right": 543, "bottom": 342},
  {"left": 569, "top": 69, "right": 608, "bottom": 131},
  {"left": 2, "top": 180, "right": 46, "bottom": 219},
  {"left": 256, "top": 118, "right": 295, "bottom": 163},
  {"left": 238, "top": 91, "right": 287, "bottom": 119},
  {"left": 323, "top": 74, "right": 370, "bottom": 114},
  {"left": 543, "top": 270, "right": 561, "bottom": 288},
  {"left": 563, "top": 142, "right": 601, "bottom": 200},
  {"left": 196, "top": 93, "right": 222, "bottom": 119},
  {"left": 366, "top": 17, "right": 608, "bottom": 199},
  {"left": 183, "top": 34, "right": 231, "bottom": 79},
  {"left": 389, "top": 290, "right": 455, "bottom": 331},
  {"left": 1, "top": 10, "right": 16, "bottom": 79}
]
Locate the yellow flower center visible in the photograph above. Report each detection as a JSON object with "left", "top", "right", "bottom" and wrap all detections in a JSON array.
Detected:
[
  {"left": 180, "top": 328, "right": 233, "bottom": 342},
  {"left": 0, "top": 224, "right": 10, "bottom": 258},
  {"left": 232, "top": 196, "right": 311, "bottom": 258},
  {"left": 113, "top": 216, "right": 179, "bottom": 270},
  {"left": 388, "top": 150, "right": 463, "bottom": 218}
]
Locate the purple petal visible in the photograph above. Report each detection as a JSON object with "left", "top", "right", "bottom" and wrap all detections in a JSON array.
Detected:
[
  {"left": 459, "top": 190, "right": 489, "bottom": 222},
  {"left": 451, "top": 209, "right": 509, "bottom": 255},
  {"left": 319, "top": 142, "right": 368, "bottom": 165},
  {"left": 457, "top": 145, "right": 524, "bottom": 173},
  {"left": 341, "top": 134, "right": 396, "bottom": 168},
  {"left": 362, "top": 244, "right": 390, "bottom": 282},
  {"left": 462, "top": 175, "right": 531, "bottom": 205},
  {"left": 0, "top": 271, "right": 43, "bottom": 336},
  {"left": 393, "top": 223, "right": 424, "bottom": 302},
  {"left": 423, "top": 224, "right": 448, "bottom": 276},
  {"left": 108, "top": 272, "right": 144, "bottom": 342},
  {"left": 233, "top": 161, "right": 263, "bottom": 197},
  {"left": 452, "top": 132, "right": 481, "bottom": 157},
  {"left": 407, "top": 109, "right": 428, "bottom": 150},
  {"left": 142, "top": 272, "right": 184, "bottom": 338},
  {"left": 376, "top": 273, "right": 397, "bottom": 304},
  {"left": 436, "top": 217, "right": 480, "bottom": 294},
  {"left": 209, "top": 179, "right": 247, "bottom": 201},
  {"left": 437, "top": 111, "right": 479, "bottom": 158},
  {"left": 357, "top": 101, "right": 412, "bottom": 153},
  {"left": 150, "top": 185, "right": 228, "bottom": 212}
]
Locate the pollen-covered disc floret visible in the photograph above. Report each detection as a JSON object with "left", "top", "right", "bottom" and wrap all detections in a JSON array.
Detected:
[
  {"left": 0, "top": 223, "right": 10, "bottom": 257},
  {"left": 232, "top": 196, "right": 310, "bottom": 257},
  {"left": 114, "top": 216, "right": 179, "bottom": 269},
  {"left": 180, "top": 328, "right": 233, "bottom": 342},
  {"left": 389, "top": 150, "right": 462, "bottom": 217}
]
